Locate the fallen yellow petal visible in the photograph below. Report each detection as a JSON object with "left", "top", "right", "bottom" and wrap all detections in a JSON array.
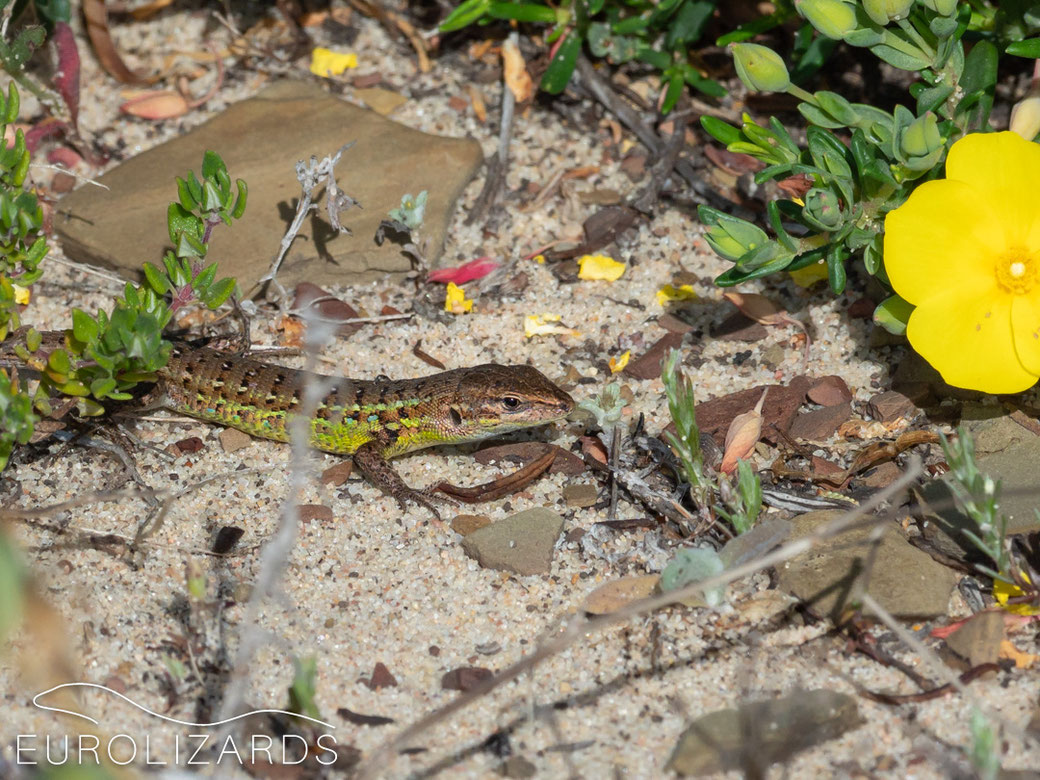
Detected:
[
  {"left": 524, "top": 313, "right": 579, "bottom": 339},
  {"left": 310, "top": 47, "right": 358, "bottom": 77},
  {"left": 533, "top": 254, "right": 546, "bottom": 264},
  {"left": 789, "top": 260, "right": 829, "bottom": 287},
  {"left": 656, "top": 284, "right": 697, "bottom": 306},
  {"left": 578, "top": 254, "right": 625, "bottom": 282},
  {"left": 13, "top": 284, "right": 29, "bottom": 305},
  {"left": 609, "top": 350, "right": 630, "bottom": 374},
  {"left": 993, "top": 575, "right": 1040, "bottom": 616},
  {"left": 444, "top": 282, "right": 473, "bottom": 314}
]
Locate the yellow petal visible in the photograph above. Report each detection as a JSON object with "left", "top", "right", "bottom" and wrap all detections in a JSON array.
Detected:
[
  {"left": 524, "top": 313, "right": 579, "bottom": 339},
  {"left": 577, "top": 254, "right": 626, "bottom": 281},
  {"left": 13, "top": 283, "right": 29, "bottom": 305},
  {"left": 1011, "top": 293, "right": 1040, "bottom": 376},
  {"left": 884, "top": 178, "right": 1002, "bottom": 306},
  {"left": 655, "top": 284, "right": 697, "bottom": 306},
  {"left": 993, "top": 576, "right": 1040, "bottom": 616},
  {"left": 788, "top": 261, "right": 829, "bottom": 287},
  {"left": 944, "top": 132, "right": 1040, "bottom": 248},
  {"left": 444, "top": 282, "right": 473, "bottom": 314},
  {"left": 907, "top": 286, "right": 1037, "bottom": 393},
  {"left": 609, "top": 351, "right": 630, "bottom": 373},
  {"left": 309, "top": 47, "right": 358, "bottom": 77}
]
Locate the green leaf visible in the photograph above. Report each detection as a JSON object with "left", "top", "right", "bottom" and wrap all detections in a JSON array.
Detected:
[
  {"left": 874, "top": 294, "right": 913, "bottom": 334},
  {"left": 700, "top": 116, "right": 741, "bottom": 146},
  {"left": 812, "top": 90, "right": 859, "bottom": 126},
  {"left": 167, "top": 203, "right": 199, "bottom": 245},
  {"left": 661, "top": 70, "right": 683, "bottom": 114},
  {"left": 232, "top": 180, "right": 248, "bottom": 219},
  {"left": 660, "top": 547, "right": 725, "bottom": 606},
  {"left": 192, "top": 262, "right": 217, "bottom": 293},
  {"left": 90, "top": 376, "right": 117, "bottom": 399},
  {"left": 666, "top": 0, "right": 713, "bottom": 48},
  {"left": 914, "top": 83, "right": 954, "bottom": 115},
  {"left": 440, "top": 0, "right": 491, "bottom": 31},
  {"left": 1006, "top": 38, "right": 1040, "bottom": 58},
  {"left": 3, "top": 81, "right": 18, "bottom": 124},
  {"left": 540, "top": 32, "right": 581, "bottom": 94},
  {"left": 487, "top": 2, "right": 557, "bottom": 23},
  {"left": 826, "top": 243, "right": 847, "bottom": 294},
  {"left": 201, "top": 150, "right": 225, "bottom": 181},
  {"left": 870, "top": 43, "right": 931, "bottom": 71},
  {"left": 71, "top": 309, "right": 98, "bottom": 343},
  {"left": 203, "top": 277, "right": 236, "bottom": 309},
  {"left": 142, "top": 261, "right": 170, "bottom": 295},
  {"left": 288, "top": 655, "right": 323, "bottom": 721}
]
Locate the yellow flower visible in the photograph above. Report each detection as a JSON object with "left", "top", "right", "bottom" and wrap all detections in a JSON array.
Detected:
[
  {"left": 788, "top": 260, "right": 829, "bottom": 287},
  {"left": 577, "top": 254, "right": 626, "bottom": 281},
  {"left": 444, "top": 282, "right": 473, "bottom": 314},
  {"left": 884, "top": 132, "right": 1040, "bottom": 393},
  {"left": 609, "top": 351, "right": 630, "bottom": 373},
  {"left": 13, "top": 283, "right": 29, "bottom": 305},
  {"left": 309, "top": 48, "right": 358, "bottom": 77},
  {"left": 655, "top": 284, "right": 697, "bottom": 306},
  {"left": 993, "top": 574, "right": 1040, "bottom": 616}
]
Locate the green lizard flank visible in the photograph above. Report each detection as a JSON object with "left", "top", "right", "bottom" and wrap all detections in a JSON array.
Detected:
[{"left": 157, "top": 345, "right": 575, "bottom": 516}]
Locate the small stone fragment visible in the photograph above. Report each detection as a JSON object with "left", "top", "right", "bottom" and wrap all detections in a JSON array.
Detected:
[
  {"left": 867, "top": 390, "right": 919, "bottom": 423},
  {"left": 460, "top": 508, "right": 565, "bottom": 576},
  {"left": 212, "top": 525, "right": 245, "bottom": 554},
  {"left": 219, "top": 427, "right": 253, "bottom": 453},
  {"left": 944, "top": 611, "right": 1005, "bottom": 668},
  {"left": 858, "top": 461, "right": 902, "bottom": 489},
  {"left": 321, "top": 460, "right": 354, "bottom": 486},
  {"left": 667, "top": 689, "right": 862, "bottom": 775},
  {"left": 759, "top": 343, "right": 786, "bottom": 370},
  {"left": 788, "top": 402, "right": 853, "bottom": 441},
  {"left": 583, "top": 575, "right": 660, "bottom": 615},
  {"left": 694, "top": 377, "right": 809, "bottom": 444},
  {"left": 562, "top": 483, "right": 598, "bottom": 508},
  {"left": 777, "top": 510, "right": 958, "bottom": 620},
  {"left": 499, "top": 756, "right": 537, "bottom": 779},
  {"left": 353, "top": 86, "right": 407, "bottom": 115},
  {"left": 657, "top": 313, "right": 694, "bottom": 334},
  {"left": 623, "top": 331, "right": 686, "bottom": 380},
  {"left": 174, "top": 436, "right": 205, "bottom": 455},
  {"left": 451, "top": 514, "right": 491, "bottom": 536},
  {"left": 298, "top": 504, "right": 334, "bottom": 523},
  {"left": 363, "top": 662, "right": 397, "bottom": 690},
  {"left": 807, "top": 376, "right": 853, "bottom": 406},
  {"left": 441, "top": 666, "right": 492, "bottom": 691},
  {"left": 337, "top": 707, "right": 395, "bottom": 727}
]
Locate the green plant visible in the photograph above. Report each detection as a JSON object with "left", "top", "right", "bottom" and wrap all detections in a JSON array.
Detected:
[
  {"left": 0, "top": 122, "right": 246, "bottom": 469},
  {"left": 699, "top": 1, "right": 1038, "bottom": 318},
  {"left": 661, "top": 349, "right": 763, "bottom": 535},
  {"left": 287, "top": 654, "right": 323, "bottom": 722},
  {"left": 440, "top": 0, "right": 726, "bottom": 110}
]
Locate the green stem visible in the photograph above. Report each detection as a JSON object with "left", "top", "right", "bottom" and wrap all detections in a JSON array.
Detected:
[{"left": 786, "top": 83, "right": 815, "bottom": 104}]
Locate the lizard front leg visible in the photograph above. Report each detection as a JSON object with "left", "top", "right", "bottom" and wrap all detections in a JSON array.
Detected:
[{"left": 352, "top": 440, "right": 451, "bottom": 521}]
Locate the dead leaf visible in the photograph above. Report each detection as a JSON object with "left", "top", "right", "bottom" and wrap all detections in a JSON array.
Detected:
[
  {"left": 432, "top": 449, "right": 556, "bottom": 503},
  {"left": 502, "top": 37, "right": 534, "bottom": 103},
  {"left": 466, "top": 84, "right": 487, "bottom": 122},
  {"left": 120, "top": 90, "right": 189, "bottom": 119},
  {"left": 84, "top": 0, "right": 150, "bottom": 84},
  {"left": 51, "top": 22, "right": 80, "bottom": 128},
  {"left": 583, "top": 575, "right": 660, "bottom": 615},
  {"left": 1000, "top": 639, "right": 1038, "bottom": 669},
  {"left": 720, "top": 388, "right": 767, "bottom": 474},
  {"left": 291, "top": 282, "right": 362, "bottom": 337}
]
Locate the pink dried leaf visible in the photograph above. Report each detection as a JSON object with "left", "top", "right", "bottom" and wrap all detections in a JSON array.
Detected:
[
  {"left": 720, "top": 388, "right": 768, "bottom": 475},
  {"left": 427, "top": 257, "right": 499, "bottom": 284},
  {"left": 52, "top": 22, "right": 81, "bottom": 128}
]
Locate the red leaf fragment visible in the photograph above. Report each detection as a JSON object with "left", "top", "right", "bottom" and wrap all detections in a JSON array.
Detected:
[
  {"left": 427, "top": 257, "right": 499, "bottom": 284},
  {"left": 52, "top": 22, "right": 81, "bottom": 128}
]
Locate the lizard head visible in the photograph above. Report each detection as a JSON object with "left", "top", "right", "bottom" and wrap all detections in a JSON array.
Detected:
[{"left": 448, "top": 364, "right": 574, "bottom": 440}]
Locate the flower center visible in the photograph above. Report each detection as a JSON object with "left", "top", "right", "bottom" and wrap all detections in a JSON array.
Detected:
[{"left": 995, "top": 248, "right": 1039, "bottom": 295}]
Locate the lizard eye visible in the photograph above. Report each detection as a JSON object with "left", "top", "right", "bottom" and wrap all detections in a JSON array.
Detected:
[{"left": 502, "top": 396, "right": 521, "bottom": 410}]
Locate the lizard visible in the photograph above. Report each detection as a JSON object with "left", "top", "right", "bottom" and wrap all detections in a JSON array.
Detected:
[{"left": 156, "top": 344, "right": 575, "bottom": 517}]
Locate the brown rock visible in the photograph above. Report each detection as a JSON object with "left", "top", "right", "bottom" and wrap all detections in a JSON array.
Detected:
[
  {"left": 711, "top": 311, "right": 768, "bottom": 342},
  {"left": 807, "top": 376, "right": 853, "bottom": 407},
  {"left": 944, "top": 611, "right": 1005, "bottom": 668},
  {"left": 56, "top": 80, "right": 484, "bottom": 289},
  {"left": 562, "top": 483, "right": 598, "bottom": 508},
  {"left": 219, "top": 427, "right": 253, "bottom": 453},
  {"left": 321, "top": 460, "right": 354, "bottom": 486},
  {"left": 362, "top": 662, "right": 398, "bottom": 690},
  {"left": 173, "top": 436, "right": 205, "bottom": 455},
  {"left": 298, "top": 504, "right": 334, "bottom": 523},
  {"left": 858, "top": 461, "right": 902, "bottom": 489},
  {"left": 619, "top": 153, "right": 647, "bottom": 180},
  {"left": 867, "top": 390, "right": 919, "bottom": 423},
  {"left": 694, "top": 376, "right": 810, "bottom": 444},
  {"left": 623, "top": 331, "right": 685, "bottom": 381},
  {"left": 292, "top": 282, "right": 362, "bottom": 337},
  {"left": 788, "top": 402, "right": 853, "bottom": 441},
  {"left": 441, "top": 666, "right": 492, "bottom": 691},
  {"left": 657, "top": 313, "right": 694, "bottom": 334},
  {"left": 352, "top": 87, "right": 407, "bottom": 115},
  {"left": 451, "top": 514, "right": 491, "bottom": 536}
]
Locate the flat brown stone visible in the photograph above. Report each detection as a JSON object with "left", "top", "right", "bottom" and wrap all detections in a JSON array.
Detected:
[
  {"left": 693, "top": 376, "right": 810, "bottom": 444},
  {"left": 56, "top": 80, "right": 484, "bottom": 290},
  {"left": 623, "top": 331, "right": 685, "bottom": 380},
  {"left": 807, "top": 376, "right": 852, "bottom": 407},
  {"left": 788, "top": 402, "right": 853, "bottom": 441}
]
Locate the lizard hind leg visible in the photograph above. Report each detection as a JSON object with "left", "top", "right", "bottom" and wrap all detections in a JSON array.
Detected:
[{"left": 352, "top": 440, "right": 455, "bottom": 524}]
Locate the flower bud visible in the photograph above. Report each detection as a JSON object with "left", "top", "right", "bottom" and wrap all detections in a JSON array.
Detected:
[
  {"left": 796, "top": 0, "right": 858, "bottom": 41},
  {"left": 901, "top": 112, "right": 942, "bottom": 158},
  {"left": 803, "top": 188, "right": 844, "bottom": 230},
  {"left": 862, "top": 0, "right": 912, "bottom": 25},
  {"left": 731, "top": 43, "right": 791, "bottom": 93},
  {"left": 1011, "top": 96, "right": 1040, "bottom": 141},
  {"left": 919, "top": 0, "right": 958, "bottom": 15}
]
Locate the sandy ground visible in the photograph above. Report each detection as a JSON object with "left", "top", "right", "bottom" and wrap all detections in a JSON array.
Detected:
[{"left": 2, "top": 4, "right": 1039, "bottom": 778}]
